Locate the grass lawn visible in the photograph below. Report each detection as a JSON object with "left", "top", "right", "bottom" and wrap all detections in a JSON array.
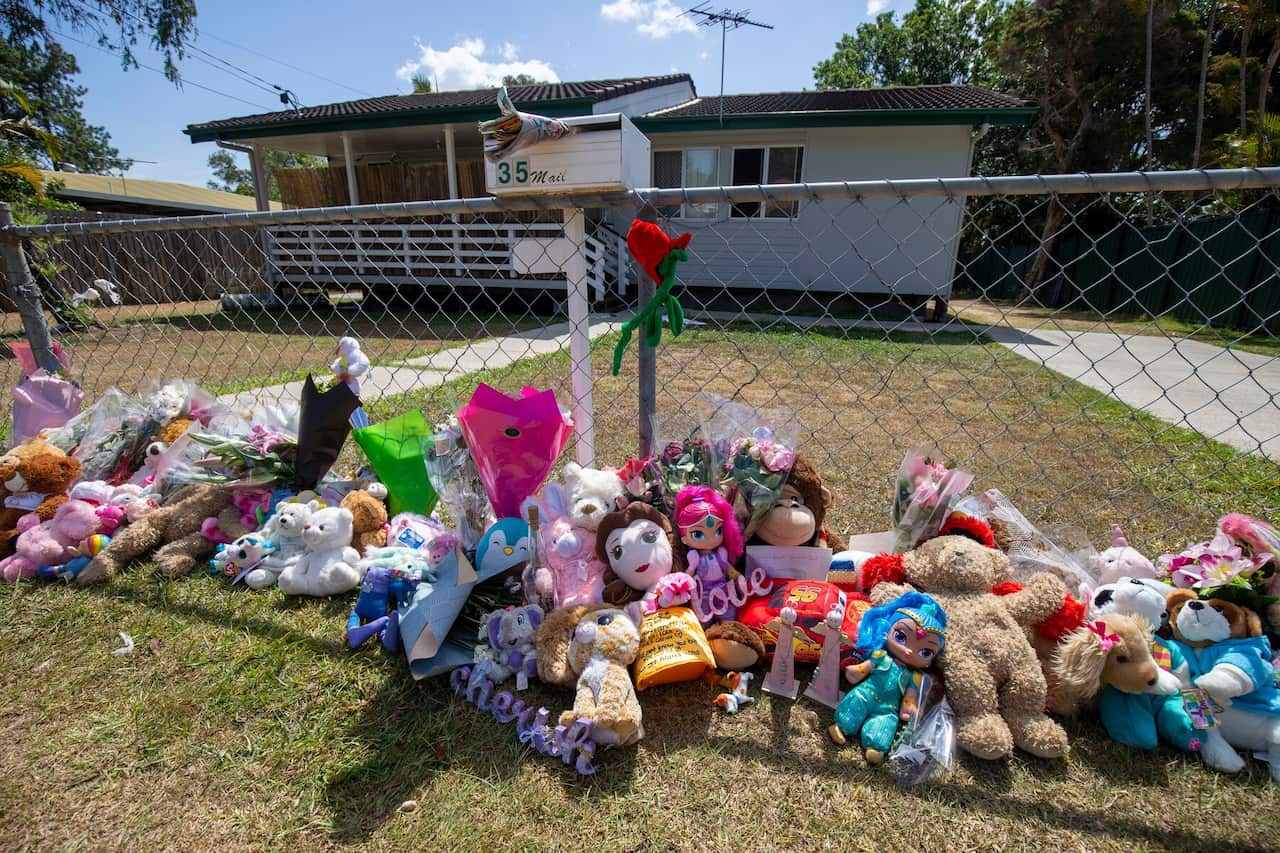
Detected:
[{"left": 3, "top": 325, "right": 1279, "bottom": 850}]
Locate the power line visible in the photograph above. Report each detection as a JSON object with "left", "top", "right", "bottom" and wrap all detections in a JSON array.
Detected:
[
  {"left": 68, "top": 0, "right": 303, "bottom": 107},
  {"left": 197, "top": 30, "right": 377, "bottom": 100},
  {"left": 50, "top": 29, "right": 274, "bottom": 112}
]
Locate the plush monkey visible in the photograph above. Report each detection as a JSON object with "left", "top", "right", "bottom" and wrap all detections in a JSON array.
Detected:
[{"left": 751, "top": 456, "right": 846, "bottom": 552}]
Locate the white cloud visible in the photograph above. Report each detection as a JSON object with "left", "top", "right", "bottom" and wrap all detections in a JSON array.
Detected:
[
  {"left": 601, "top": 0, "right": 698, "bottom": 39},
  {"left": 395, "top": 38, "right": 559, "bottom": 91},
  {"left": 866, "top": 0, "right": 887, "bottom": 13}
]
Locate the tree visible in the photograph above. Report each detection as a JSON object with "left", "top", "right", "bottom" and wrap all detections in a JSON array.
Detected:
[
  {"left": 502, "top": 73, "right": 547, "bottom": 86},
  {"left": 999, "top": 0, "right": 1202, "bottom": 292},
  {"left": 207, "top": 148, "right": 324, "bottom": 201},
  {"left": 0, "top": 37, "right": 122, "bottom": 172},
  {"left": 0, "top": 77, "right": 56, "bottom": 194},
  {"left": 0, "top": 1, "right": 196, "bottom": 82},
  {"left": 813, "top": 0, "right": 1009, "bottom": 89},
  {"left": 411, "top": 71, "right": 432, "bottom": 93},
  {"left": 1195, "top": 1, "right": 1221, "bottom": 167}
]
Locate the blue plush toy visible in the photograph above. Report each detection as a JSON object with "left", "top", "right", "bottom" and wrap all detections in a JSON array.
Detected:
[
  {"left": 829, "top": 591, "right": 947, "bottom": 764},
  {"left": 475, "top": 517, "right": 530, "bottom": 577}
]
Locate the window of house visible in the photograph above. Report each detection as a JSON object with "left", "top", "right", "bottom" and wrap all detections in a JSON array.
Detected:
[
  {"left": 652, "top": 148, "right": 720, "bottom": 219},
  {"left": 730, "top": 146, "right": 804, "bottom": 219}
]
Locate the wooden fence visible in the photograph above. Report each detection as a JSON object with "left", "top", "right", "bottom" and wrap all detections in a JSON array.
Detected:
[{"left": 275, "top": 161, "right": 487, "bottom": 209}]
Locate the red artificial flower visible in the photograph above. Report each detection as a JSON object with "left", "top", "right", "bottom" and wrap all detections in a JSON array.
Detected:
[{"left": 626, "top": 219, "right": 692, "bottom": 286}]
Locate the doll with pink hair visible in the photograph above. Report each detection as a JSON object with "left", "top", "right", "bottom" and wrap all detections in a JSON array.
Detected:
[{"left": 675, "top": 485, "right": 745, "bottom": 623}]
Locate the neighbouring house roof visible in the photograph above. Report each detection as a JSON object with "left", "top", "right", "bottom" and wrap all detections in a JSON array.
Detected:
[
  {"left": 184, "top": 75, "right": 696, "bottom": 142},
  {"left": 636, "top": 84, "right": 1036, "bottom": 131},
  {"left": 41, "top": 170, "right": 283, "bottom": 214}
]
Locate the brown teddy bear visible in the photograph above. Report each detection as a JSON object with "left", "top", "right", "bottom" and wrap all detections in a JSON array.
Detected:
[
  {"left": 0, "top": 439, "right": 82, "bottom": 558},
  {"left": 341, "top": 488, "right": 388, "bottom": 553},
  {"left": 75, "top": 484, "right": 240, "bottom": 584},
  {"left": 871, "top": 534, "right": 1070, "bottom": 759}
]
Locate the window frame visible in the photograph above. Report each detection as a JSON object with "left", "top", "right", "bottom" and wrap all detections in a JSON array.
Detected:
[
  {"left": 651, "top": 146, "right": 722, "bottom": 220},
  {"left": 728, "top": 143, "right": 806, "bottom": 220}
]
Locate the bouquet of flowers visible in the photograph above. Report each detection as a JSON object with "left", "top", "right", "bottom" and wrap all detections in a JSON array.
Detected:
[
  {"left": 616, "top": 456, "right": 663, "bottom": 509},
  {"left": 1159, "top": 532, "right": 1274, "bottom": 591},
  {"left": 890, "top": 447, "right": 973, "bottom": 553},
  {"left": 723, "top": 432, "right": 797, "bottom": 535},
  {"left": 657, "top": 438, "right": 722, "bottom": 501},
  {"left": 159, "top": 423, "right": 298, "bottom": 487},
  {"left": 424, "top": 415, "right": 495, "bottom": 552}
]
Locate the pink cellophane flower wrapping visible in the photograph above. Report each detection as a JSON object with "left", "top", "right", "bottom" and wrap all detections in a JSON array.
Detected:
[
  {"left": 456, "top": 384, "right": 573, "bottom": 519},
  {"left": 12, "top": 370, "right": 83, "bottom": 444}
]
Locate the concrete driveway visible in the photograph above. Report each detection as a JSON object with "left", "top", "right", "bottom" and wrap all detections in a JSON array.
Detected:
[{"left": 989, "top": 328, "right": 1280, "bottom": 461}]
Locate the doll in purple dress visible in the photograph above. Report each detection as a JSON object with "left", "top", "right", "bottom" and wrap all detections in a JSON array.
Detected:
[{"left": 675, "top": 485, "right": 745, "bottom": 624}]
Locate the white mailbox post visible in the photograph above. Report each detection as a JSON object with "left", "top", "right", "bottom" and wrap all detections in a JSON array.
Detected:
[{"left": 485, "top": 113, "right": 651, "bottom": 468}]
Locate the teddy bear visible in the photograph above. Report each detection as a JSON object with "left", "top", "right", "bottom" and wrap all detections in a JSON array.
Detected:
[
  {"left": 75, "top": 484, "right": 239, "bottom": 585},
  {"left": 341, "top": 486, "right": 388, "bottom": 553},
  {"left": 0, "top": 438, "right": 82, "bottom": 558},
  {"left": 562, "top": 463, "right": 625, "bottom": 530},
  {"left": 248, "top": 500, "right": 314, "bottom": 589},
  {"left": 870, "top": 533, "right": 1070, "bottom": 759},
  {"left": 0, "top": 499, "right": 101, "bottom": 581},
  {"left": 277, "top": 505, "right": 363, "bottom": 596},
  {"left": 1048, "top": 613, "right": 1200, "bottom": 753},
  {"left": 1090, "top": 524, "right": 1156, "bottom": 587},
  {"left": 522, "top": 483, "right": 607, "bottom": 609},
  {"left": 541, "top": 602, "right": 645, "bottom": 746},
  {"left": 1166, "top": 588, "right": 1280, "bottom": 783}
]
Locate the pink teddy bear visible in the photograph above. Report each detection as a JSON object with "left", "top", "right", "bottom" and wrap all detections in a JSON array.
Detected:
[
  {"left": 0, "top": 499, "right": 101, "bottom": 581},
  {"left": 522, "top": 483, "right": 608, "bottom": 609}
]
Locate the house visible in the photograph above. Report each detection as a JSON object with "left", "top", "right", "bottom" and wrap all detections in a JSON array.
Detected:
[
  {"left": 183, "top": 75, "right": 1033, "bottom": 301},
  {"left": 39, "top": 169, "right": 283, "bottom": 217}
]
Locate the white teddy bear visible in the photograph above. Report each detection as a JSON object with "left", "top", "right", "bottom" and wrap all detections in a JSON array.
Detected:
[
  {"left": 250, "top": 500, "right": 314, "bottom": 590},
  {"left": 562, "top": 463, "right": 625, "bottom": 530},
  {"left": 278, "top": 505, "right": 363, "bottom": 596}
]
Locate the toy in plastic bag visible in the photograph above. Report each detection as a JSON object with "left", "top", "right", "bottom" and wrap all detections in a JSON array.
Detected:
[
  {"left": 889, "top": 694, "right": 956, "bottom": 788},
  {"left": 890, "top": 447, "right": 973, "bottom": 553},
  {"left": 352, "top": 410, "right": 437, "bottom": 517},
  {"left": 424, "top": 415, "right": 495, "bottom": 551},
  {"left": 701, "top": 394, "right": 801, "bottom": 538},
  {"left": 479, "top": 86, "right": 575, "bottom": 162},
  {"left": 456, "top": 384, "right": 573, "bottom": 520},
  {"left": 12, "top": 370, "right": 82, "bottom": 444}
]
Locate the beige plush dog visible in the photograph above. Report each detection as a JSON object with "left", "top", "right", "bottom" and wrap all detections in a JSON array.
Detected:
[{"left": 1047, "top": 612, "right": 1179, "bottom": 714}]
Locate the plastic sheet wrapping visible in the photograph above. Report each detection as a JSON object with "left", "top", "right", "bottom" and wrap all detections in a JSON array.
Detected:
[
  {"left": 700, "top": 394, "right": 801, "bottom": 538},
  {"left": 11, "top": 371, "right": 82, "bottom": 445},
  {"left": 424, "top": 416, "right": 495, "bottom": 552},
  {"left": 889, "top": 696, "right": 956, "bottom": 787},
  {"left": 890, "top": 447, "right": 974, "bottom": 553},
  {"left": 967, "top": 487, "right": 1098, "bottom": 598}
]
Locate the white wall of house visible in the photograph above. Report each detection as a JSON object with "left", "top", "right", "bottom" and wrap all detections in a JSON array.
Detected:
[
  {"left": 639, "top": 124, "right": 974, "bottom": 296},
  {"left": 594, "top": 81, "right": 697, "bottom": 118}
]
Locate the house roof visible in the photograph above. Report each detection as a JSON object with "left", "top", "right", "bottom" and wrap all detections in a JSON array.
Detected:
[
  {"left": 185, "top": 75, "right": 695, "bottom": 142},
  {"left": 636, "top": 84, "right": 1036, "bottom": 131},
  {"left": 42, "top": 170, "right": 283, "bottom": 213}
]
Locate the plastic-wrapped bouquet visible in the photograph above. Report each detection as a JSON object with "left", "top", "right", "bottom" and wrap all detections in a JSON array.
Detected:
[
  {"left": 722, "top": 433, "right": 797, "bottom": 534},
  {"left": 160, "top": 424, "right": 298, "bottom": 487},
  {"left": 657, "top": 438, "right": 721, "bottom": 499},
  {"left": 425, "top": 415, "right": 495, "bottom": 551},
  {"left": 890, "top": 447, "right": 973, "bottom": 553}
]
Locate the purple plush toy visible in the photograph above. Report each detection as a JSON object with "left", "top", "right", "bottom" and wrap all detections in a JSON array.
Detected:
[{"left": 473, "top": 604, "right": 544, "bottom": 691}]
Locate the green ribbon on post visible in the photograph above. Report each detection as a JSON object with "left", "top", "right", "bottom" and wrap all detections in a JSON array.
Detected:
[{"left": 611, "top": 247, "right": 688, "bottom": 376}]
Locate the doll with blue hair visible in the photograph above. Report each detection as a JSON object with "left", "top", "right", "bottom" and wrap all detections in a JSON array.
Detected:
[{"left": 828, "top": 591, "right": 947, "bottom": 764}]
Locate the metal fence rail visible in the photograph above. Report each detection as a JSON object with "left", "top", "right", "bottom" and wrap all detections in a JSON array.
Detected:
[{"left": 2, "top": 168, "right": 1278, "bottom": 556}]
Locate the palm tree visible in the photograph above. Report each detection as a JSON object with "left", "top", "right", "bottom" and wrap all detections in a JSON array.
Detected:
[
  {"left": 0, "top": 78, "right": 57, "bottom": 194},
  {"left": 1255, "top": 6, "right": 1280, "bottom": 149},
  {"left": 1218, "top": 112, "right": 1280, "bottom": 164},
  {"left": 411, "top": 72, "right": 433, "bottom": 94},
  {"left": 1194, "top": 0, "right": 1219, "bottom": 167}
]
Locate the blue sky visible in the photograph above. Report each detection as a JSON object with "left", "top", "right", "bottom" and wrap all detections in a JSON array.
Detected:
[{"left": 61, "top": 0, "right": 911, "bottom": 187}]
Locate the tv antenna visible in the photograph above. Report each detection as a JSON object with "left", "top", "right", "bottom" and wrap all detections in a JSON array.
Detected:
[{"left": 684, "top": 4, "right": 774, "bottom": 124}]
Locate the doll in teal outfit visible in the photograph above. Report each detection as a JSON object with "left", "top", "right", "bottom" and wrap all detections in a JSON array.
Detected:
[{"left": 828, "top": 591, "right": 946, "bottom": 764}]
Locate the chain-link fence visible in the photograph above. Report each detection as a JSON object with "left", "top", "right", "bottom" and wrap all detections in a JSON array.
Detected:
[{"left": 3, "top": 167, "right": 1278, "bottom": 555}]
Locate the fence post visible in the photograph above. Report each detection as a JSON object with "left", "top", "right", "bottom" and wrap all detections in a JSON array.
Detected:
[
  {"left": 637, "top": 256, "right": 656, "bottom": 460},
  {"left": 563, "top": 207, "right": 596, "bottom": 467},
  {"left": 0, "top": 203, "right": 59, "bottom": 373}
]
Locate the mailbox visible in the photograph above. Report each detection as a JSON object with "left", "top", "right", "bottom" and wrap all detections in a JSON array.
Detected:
[{"left": 485, "top": 113, "right": 651, "bottom": 196}]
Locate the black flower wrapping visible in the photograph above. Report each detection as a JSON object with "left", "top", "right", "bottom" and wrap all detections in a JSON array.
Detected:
[{"left": 293, "top": 374, "right": 359, "bottom": 490}]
